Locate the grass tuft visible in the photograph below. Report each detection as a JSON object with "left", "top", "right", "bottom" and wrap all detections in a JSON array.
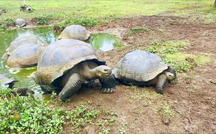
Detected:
[{"left": 147, "top": 40, "right": 211, "bottom": 72}]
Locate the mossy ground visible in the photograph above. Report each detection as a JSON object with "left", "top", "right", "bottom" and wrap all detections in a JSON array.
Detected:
[{"left": 147, "top": 40, "right": 211, "bottom": 72}]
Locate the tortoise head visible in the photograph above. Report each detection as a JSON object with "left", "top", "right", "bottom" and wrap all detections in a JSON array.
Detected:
[
  {"left": 165, "top": 66, "right": 177, "bottom": 82},
  {"left": 94, "top": 65, "right": 112, "bottom": 78},
  {"left": 57, "top": 33, "right": 67, "bottom": 40}
]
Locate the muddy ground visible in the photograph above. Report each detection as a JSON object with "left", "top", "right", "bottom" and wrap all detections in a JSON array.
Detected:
[{"left": 59, "top": 16, "right": 216, "bottom": 134}]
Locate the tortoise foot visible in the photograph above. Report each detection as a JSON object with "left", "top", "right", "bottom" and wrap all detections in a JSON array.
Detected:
[
  {"left": 156, "top": 87, "right": 164, "bottom": 94},
  {"left": 102, "top": 88, "right": 115, "bottom": 93}
]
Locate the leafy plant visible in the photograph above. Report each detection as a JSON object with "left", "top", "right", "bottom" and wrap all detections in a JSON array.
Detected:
[
  {"left": 0, "top": 88, "right": 118, "bottom": 133},
  {"left": 54, "top": 17, "right": 99, "bottom": 33},
  {"left": 68, "top": 105, "right": 99, "bottom": 132},
  {"left": 158, "top": 103, "right": 175, "bottom": 117},
  {"left": 33, "top": 16, "right": 52, "bottom": 25},
  {"left": 0, "top": 23, "right": 7, "bottom": 30},
  {"left": 63, "top": 17, "right": 99, "bottom": 27},
  {"left": 4, "top": 18, "right": 15, "bottom": 26},
  {"left": 99, "top": 128, "right": 111, "bottom": 134},
  {"left": 0, "top": 88, "right": 66, "bottom": 134}
]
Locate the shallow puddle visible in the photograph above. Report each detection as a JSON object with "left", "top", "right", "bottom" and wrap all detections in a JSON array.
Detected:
[
  {"left": 89, "top": 33, "right": 123, "bottom": 51},
  {"left": 0, "top": 27, "right": 57, "bottom": 95}
]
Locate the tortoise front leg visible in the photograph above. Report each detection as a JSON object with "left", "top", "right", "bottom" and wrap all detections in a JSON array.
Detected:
[
  {"left": 155, "top": 74, "right": 168, "bottom": 94},
  {"left": 58, "top": 73, "right": 82, "bottom": 101},
  {"left": 99, "top": 75, "right": 117, "bottom": 93}
]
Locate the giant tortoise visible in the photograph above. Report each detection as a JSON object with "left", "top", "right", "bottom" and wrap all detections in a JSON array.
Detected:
[
  {"left": 58, "top": 25, "right": 90, "bottom": 41},
  {"left": 2, "top": 32, "right": 47, "bottom": 68},
  {"left": 112, "top": 50, "right": 177, "bottom": 94},
  {"left": 33, "top": 39, "right": 116, "bottom": 101}
]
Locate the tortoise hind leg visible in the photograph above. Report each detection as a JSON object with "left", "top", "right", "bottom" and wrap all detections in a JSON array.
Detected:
[
  {"left": 99, "top": 75, "right": 117, "bottom": 93},
  {"left": 155, "top": 74, "right": 168, "bottom": 94},
  {"left": 58, "top": 73, "right": 82, "bottom": 101}
]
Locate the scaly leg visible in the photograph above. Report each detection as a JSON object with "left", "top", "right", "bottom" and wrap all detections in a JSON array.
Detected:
[
  {"left": 100, "top": 75, "right": 117, "bottom": 93},
  {"left": 155, "top": 74, "right": 168, "bottom": 94},
  {"left": 58, "top": 73, "right": 82, "bottom": 101}
]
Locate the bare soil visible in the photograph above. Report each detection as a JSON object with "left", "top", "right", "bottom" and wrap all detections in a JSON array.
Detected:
[{"left": 61, "top": 16, "right": 216, "bottom": 134}]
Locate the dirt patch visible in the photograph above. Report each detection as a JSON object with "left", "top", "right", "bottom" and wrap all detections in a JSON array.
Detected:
[{"left": 61, "top": 16, "right": 216, "bottom": 134}]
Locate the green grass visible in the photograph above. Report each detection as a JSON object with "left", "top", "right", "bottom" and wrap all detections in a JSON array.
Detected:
[
  {"left": 172, "top": 1, "right": 216, "bottom": 23},
  {"left": 158, "top": 103, "right": 175, "bottom": 117},
  {"left": 147, "top": 40, "right": 211, "bottom": 72},
  {"left": 0, "top": 0, "right": 212, "bottom": 23}
]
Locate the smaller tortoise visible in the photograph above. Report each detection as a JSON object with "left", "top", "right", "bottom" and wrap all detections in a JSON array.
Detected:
[
  {"left": 58, "top": 25, "right": 90, "bottom": 41},
  {"left": 20, "top": 5, "right": 33, "bottom": 12},
  {"left": 15, "top": 18, "right": 27, "bottom": 28},
  {"left": 33, "top": 39, "right": 115, "bottom": 101},
  {"left": 0, "top": 74, "right": 17, "bottom": 88},
  {"left": 112, "top": 50, "right": 177, "bottom": 94},
  {"left": 3, "top": 32, "right": 47, "bottom": 68}
]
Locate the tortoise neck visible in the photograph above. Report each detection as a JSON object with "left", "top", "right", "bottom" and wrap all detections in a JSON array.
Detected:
[{"left": 81, "top": 63, "right": 98, "bottom": 80}]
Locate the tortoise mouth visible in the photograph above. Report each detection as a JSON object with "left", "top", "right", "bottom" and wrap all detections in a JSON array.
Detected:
[
  {"left": 85, "top": 34, "right": 91, "bottom": 41},
  {"left": 98, "top": 71, "right": 111, "bottom": 78}
]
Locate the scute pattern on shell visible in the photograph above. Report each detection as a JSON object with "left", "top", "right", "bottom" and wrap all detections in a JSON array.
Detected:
[
  {"left": 58, "top": 25, "right": 90, "bottom": 41},
  {"left": 7, "top": 32, "right": 46, "bottom": 53},
  {"left": 5, "top": 32, "right": 47, "bottom": 68},
  {"left": 115, "top": 50, "right": 168, "bottom": 82},
  {"left": 35, "top": 39, "right": 97, "bottom": 85}
]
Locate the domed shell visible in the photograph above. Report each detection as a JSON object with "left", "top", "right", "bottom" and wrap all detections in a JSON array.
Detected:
[
  {"left": 15, "top": 18, "right": 27, "bottom": 28},
  {"left": 58, "top": 25, "right": 90, "bottom": 41},
  {"left": 115, "top": 50, "right": 168, "bottom": 82},
  {"left": 5, "top": 32, "right": 47, "bottom": 68},
  {"left": 7, "top": 32, "right": 44, "bottom": 53},
  {"left": 35, "top": 39, "right": 98, "bottom": 85}
]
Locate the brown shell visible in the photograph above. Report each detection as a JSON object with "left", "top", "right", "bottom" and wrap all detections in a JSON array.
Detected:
[
  {"left": 114, "top": 50, "right": 168, "bottom": 82},
  {"left": 58, "top": 25, "right": 90, "bottom": 41},
  {"left": 35, "top": 39, "right": 98, "bottom": 85},
  {"left": 4, "top": 32, "right": 47, "bottom": 68}
]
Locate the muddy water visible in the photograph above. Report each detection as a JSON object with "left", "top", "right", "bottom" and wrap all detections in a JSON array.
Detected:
[
  {"left": 0, "top": 27, "right": 57, "bottom": 93},
  {"left": 90, "top": 33, "right": 123, "bottom": 51},
  {"left": 0, "top": 27, "right": 122, "bottom": 97}
]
